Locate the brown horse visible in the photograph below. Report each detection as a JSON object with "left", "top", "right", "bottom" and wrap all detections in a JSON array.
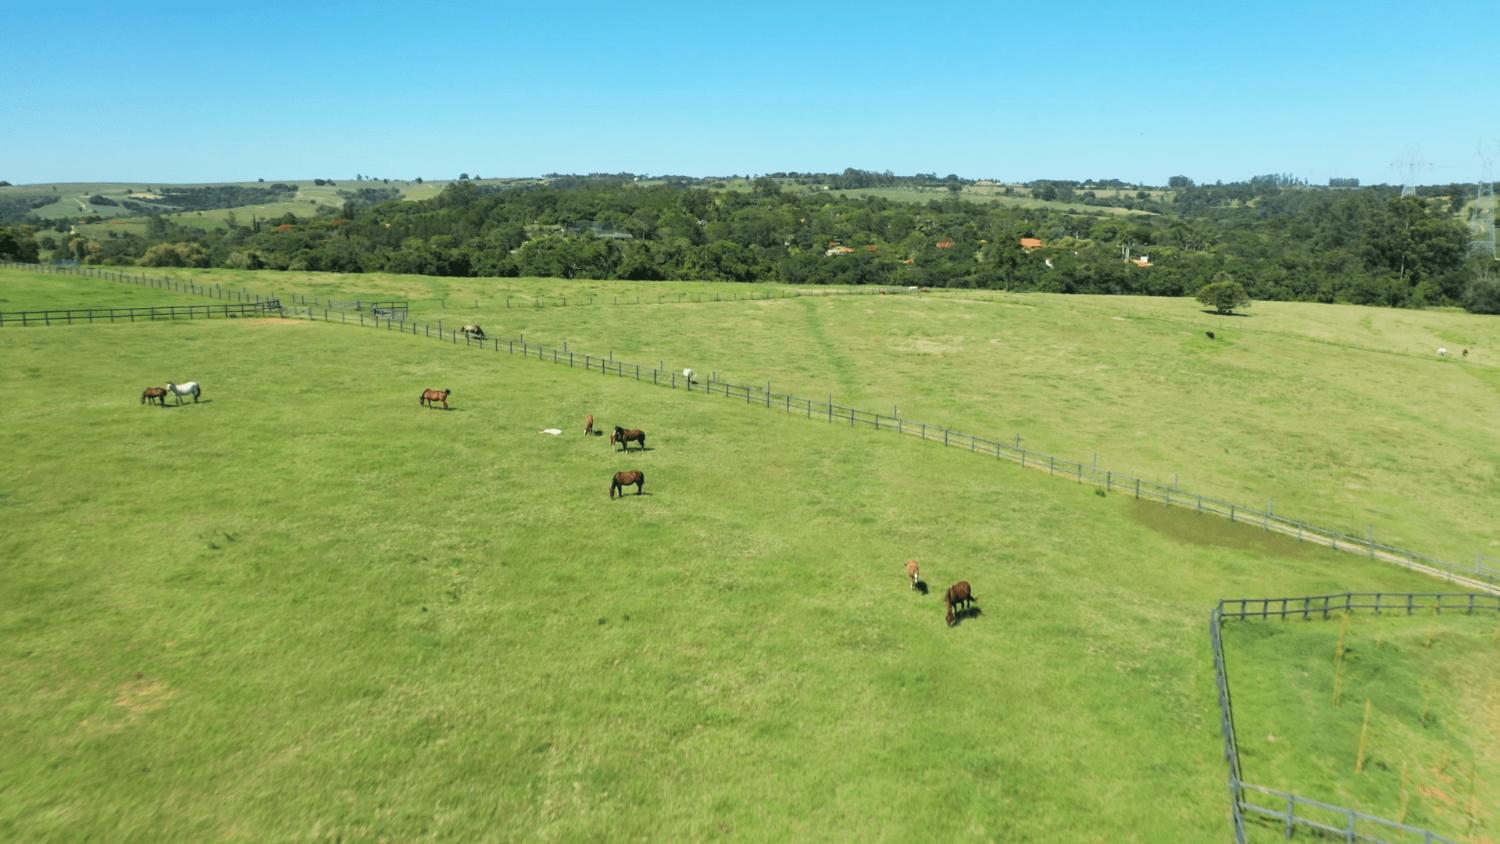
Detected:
[
  {"left": 584, "top": 414, "right": 594, "bottom": 436},
  {"left": 905, "top": 559, "right": 921, "bottom": 590},
  {"left": 944, "top": 581, "right": 976, "bottom": 627},
  {"left": 611, "top": 426, "right": 646, "bottom": 451},
  {"left": 141, "top": 386, "right": 167, "bottom": 407},
  {"left": 420, "top": 388, "right": 451, "bottom": 409},
  {"left": 610, "top": 470, "right": 645, "bottom": 498}
]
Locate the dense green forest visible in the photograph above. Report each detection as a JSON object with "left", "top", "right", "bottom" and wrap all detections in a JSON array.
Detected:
[{"left": 1, "top": 172, "right": 1495, "bottom": 311}]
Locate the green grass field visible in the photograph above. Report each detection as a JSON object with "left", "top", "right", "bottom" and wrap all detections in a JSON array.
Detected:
[
  {"left": 123, "top": 266, "right": 1500, "bottom": 570},
  {"left": 5, "top": 179, "right": 470, "bottom": 241},
  {"left": 822, "top": 186, "right": 1154, "bottom": 216},
  {"left": 1, "top": 270, "right": 1495, "bottom": 840},
  {"left": 1225, "top": 612, "right": 1498, "bottom": 835}
]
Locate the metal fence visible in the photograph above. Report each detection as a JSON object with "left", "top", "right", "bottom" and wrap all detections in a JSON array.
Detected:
[
  {"left": 6, "top": 259, "right": 1497, "bottom": 595},
  {"left": 1210, "top": 592, "right": 1498, "bottom": 843},
  {"left": 0, "top": 301, "right": 281, "bottom": 326}
]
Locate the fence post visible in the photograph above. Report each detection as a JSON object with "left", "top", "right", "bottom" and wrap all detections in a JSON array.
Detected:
[{"left": 1135, "top": 479, "right": 1140, "bottom": 499}]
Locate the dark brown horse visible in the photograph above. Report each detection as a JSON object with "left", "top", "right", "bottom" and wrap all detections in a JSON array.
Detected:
[
  {"left": 611, "top": 426, "right": 646, "bottom": 451},
  {"left": 141, "top": 386, "right": 167, "bottom": 407},
  {"left": 584, "top": 414, "right": 594, "bottom": 436},
  {"left": 420, "top": 388, "right": 451, "bottom": 409},
  {"left": 944, "top": 581, "right": 976, "bottom": 627},
  {"left": 610, "top": 470, "right": 645, "bottom": 498}
]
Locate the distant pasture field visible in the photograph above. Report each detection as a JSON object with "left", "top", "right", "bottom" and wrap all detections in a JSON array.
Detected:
[
  {"left": 1, "top": 297, "right": 1488, "bottom": 840},
  {"left": 126, "top": 266, "right": 1500, "bottom": 569}
]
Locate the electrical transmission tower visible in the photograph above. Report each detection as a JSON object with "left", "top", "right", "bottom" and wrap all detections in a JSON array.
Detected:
[
  {"left": 1471, "top": 140, "right": 1498, "bottom": 259},
  {"left": 1391, "top": 145, "right": 1433, "bottom": 198}
]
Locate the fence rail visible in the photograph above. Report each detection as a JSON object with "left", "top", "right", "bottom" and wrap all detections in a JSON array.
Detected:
[
  {"left": 1218, "top": 591, "right": 1500, "bottom": 621},
  {"left": 1210, "top": 593, "right": 1494, "bottom": 843},
  {"left": 6, "top": 259, "right": 1497, "bottom": 596},
  {"left": 0, "top": 301, "right": 280, "bottom": 326}
]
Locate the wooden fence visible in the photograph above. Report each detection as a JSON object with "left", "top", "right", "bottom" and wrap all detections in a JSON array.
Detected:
[
  {"left": 0, "top": 300, "right": 281, "bottom": 326},
  {"left": 1210, "top": 593, "right": 1497, "bottom": 843}
]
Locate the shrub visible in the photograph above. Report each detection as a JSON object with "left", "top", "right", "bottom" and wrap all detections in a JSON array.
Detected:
[{"left": 1464, "top": 275, "right": 1500, "bottom": 314}]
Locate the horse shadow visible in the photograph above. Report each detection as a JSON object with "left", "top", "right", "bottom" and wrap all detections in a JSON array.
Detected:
[
  {"left": 162, "top": 399, "right": 213, "bottom": 408},
  {"left": 950, "top": 606, "right": 983, "bottom": 626},
  {"left": 914, "top": 580, "right": 930, "bottom": 595}
]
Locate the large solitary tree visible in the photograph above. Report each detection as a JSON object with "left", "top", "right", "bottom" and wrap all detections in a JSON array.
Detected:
[{"left": 1197, "top": 272, "right": 1250, "bottom": 314}]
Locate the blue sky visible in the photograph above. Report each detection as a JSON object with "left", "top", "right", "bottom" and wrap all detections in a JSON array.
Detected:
[{"left": 2, "top": 0, "right": 1496, "bottom": 185}]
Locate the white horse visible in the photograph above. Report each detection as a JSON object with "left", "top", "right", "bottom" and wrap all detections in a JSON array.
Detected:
[
  {"left": 165, "top": 381, "right": 201, "bottom": 404},
  {"left": 682, "top": 368, "right": 696, "bottom": 387},
  {"left": 1437, "top": 347, "right": 1448, "bottom": 357}
]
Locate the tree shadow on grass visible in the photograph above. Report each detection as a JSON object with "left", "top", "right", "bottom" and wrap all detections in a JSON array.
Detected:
[{"left": 1201, "top": 309, "right": 1252, "bottom": 317}]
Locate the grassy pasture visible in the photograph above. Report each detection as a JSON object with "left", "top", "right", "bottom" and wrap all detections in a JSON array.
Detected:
[
  {"left": 0, "top": 301, "right": 1483, "bottom": 840},
  {"left": 0, "top": 271, "right": 206, "bottom": 311},
  {"left": 822, "top": 185, "right": 1153, "bottom": 216},
  {"left": 6, "top": 180, "right": 462, "bottom": 241},
  {"left": 1225, "top": 612, "right": 1499, "bottom": 836},
  {"left": 129, "top": 267, "right": 1500, "bottom": 569}
]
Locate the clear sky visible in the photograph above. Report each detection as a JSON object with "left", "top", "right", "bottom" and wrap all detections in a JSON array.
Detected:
[{"left": 3, "top": 0, "right": 1496, "bottom": 186}]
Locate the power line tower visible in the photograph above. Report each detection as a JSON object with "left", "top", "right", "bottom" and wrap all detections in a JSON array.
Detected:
[
  {"left": 1470, "top": 140, "right": 1498, "bottom": 260},
  {"left": 1390, "top": 145, "right": 1433, "bottom": 197}
]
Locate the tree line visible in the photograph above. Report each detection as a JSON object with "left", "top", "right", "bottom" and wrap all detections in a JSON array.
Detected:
[{"left": 0, "top": 174, "right": 1493, "bottom": 312}]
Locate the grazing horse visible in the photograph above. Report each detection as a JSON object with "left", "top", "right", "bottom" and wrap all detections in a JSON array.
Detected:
[
  {"left": 610, "top": 470, "right": 645, "bottom": 498},
  {"left": 420, "top": 388, "right": 451, "bottom": 409},
  {"left": 612, "top": 426, "right": 646, "bottom": 451},
  {"left": 1463, "top": 349, "right": 1470, "bottom": 359},
  {"left": 460, "top": 324, "right": 485, "bottom": 340},
  {"left": 1438, "top": 347, "right": 1449, "bottom": 357},
  {"left": 1205, "top": 330, "right": 1216, "bottom": 340},
  {"left": 944, "top": 580, "right": 976, "bottom": 627},
  {"left": 165, "top": 381, "right": 201, "bottom": 405},
  {"left": 584, "top": 414, "right": 594, "bottom": 436},
  {"left": 905, "top": 559, "right": 921, "bottom": 591},
  {"left": 682, "top": 368, "right": 696, "bottom": 387},
  {"left": 141, "top": 386, "right": 167, "bottom": 407}
]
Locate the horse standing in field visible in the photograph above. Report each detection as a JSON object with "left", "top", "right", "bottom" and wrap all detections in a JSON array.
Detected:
[
  {"left": 611, "top": 426, "right": 646, "bottom": 451},
  {"left": 584, "top": 414, "right": 595, "bottom": 436},
  {"left": 420, "top": 388, "right": 451, "bottom": 409},
  {"left": 140, "top": 386, "right": 167, "bottom": 407},
  {"left": 610, "top": 470, "right": 645, "bottom": 498},
  {"left": 165, "top": 381, "right": 201, "bottom": 405},
  {"left": 944, "top": 581, "right": 976, "bottom": 627},
  {"left": 905, "top": 559, "right": 922, "bottom": 591},
  {"left": 1438, "top": 347, "right": 1449, "bottom": 357},
  {"left": 460, "top": 324, "right": 485, "bottom": 340}
]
